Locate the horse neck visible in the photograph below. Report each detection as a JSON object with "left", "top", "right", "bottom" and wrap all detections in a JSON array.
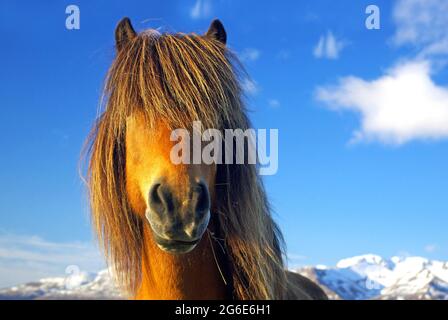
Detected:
[{"left": 135, "top": 223, "right": 229, "bottom": 299}]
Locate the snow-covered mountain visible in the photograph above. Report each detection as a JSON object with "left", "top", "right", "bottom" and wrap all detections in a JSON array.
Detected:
[
  {"left": 1, "top": 254, "right": 447, "bottom": 300},
  {"left": 297, "top": 254, "right": 448, "bottom": 300},
  {"left": 0, "top": 269, "right": 123, "bottom": 300}
]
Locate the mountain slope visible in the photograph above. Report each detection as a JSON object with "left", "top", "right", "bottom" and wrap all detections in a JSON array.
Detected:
[
  {"left": 1, "top": 254, "right": 447, "bottom": 300},
  {"left": 296, "top": 254, "right": 448, "bottom": 300},
  {"left": 0, "top": 269, "right": 122, "bottom": 300}
]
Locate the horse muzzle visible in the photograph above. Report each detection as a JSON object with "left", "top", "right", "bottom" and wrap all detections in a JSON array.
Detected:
[{"left": 145, "top": 181, "right": 211, "bottom": 254}]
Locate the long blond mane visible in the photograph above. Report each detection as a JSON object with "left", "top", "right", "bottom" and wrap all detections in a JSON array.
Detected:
[{"left": 85, "top": 29, "right": 288, "bottom": 299}]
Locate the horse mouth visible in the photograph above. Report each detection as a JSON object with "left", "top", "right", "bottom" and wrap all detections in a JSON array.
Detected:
[{"left": 152, "top": 233, "right": 201, "bottom": 254}]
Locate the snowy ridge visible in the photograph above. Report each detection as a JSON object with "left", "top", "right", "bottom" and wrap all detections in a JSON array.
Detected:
[
  {"left": 1, "top": 254, "right": 447, "bottom": 299},
  {"left": 0, "top": 269, "right": 123, "bottom": 300},
  {"left": 296, "top": 254, "right": 448, "bottom": 300}
]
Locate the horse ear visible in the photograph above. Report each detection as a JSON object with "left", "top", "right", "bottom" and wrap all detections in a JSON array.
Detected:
[
  {"left": 115, "top": 17, "right": 137, "bottom": 51},
  {"left": 205, "top": 19, "right": 227, "bottom": 45}
]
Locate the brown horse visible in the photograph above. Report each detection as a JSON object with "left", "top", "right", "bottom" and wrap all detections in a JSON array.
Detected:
[{"left": 85, "top": 17, "right": 326, "bottom": 300}]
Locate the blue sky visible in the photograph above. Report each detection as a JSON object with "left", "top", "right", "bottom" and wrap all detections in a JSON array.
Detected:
[{"left": 0, "top": 0, "right": 447, "bottom": 288}]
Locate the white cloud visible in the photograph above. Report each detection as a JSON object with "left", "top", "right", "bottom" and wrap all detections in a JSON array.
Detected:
[
  {"left": 0, "top": 232, "right": 104, "bottom": 288},
  {"left": 241, "top": 78, "right": 259, "bottom": 95},
  {"left": 424, "top": 244, "right": 437, "bottom": 253},
  {"left": 316, "top": 1, "right": 448, "bottom": 145},
  {"left": 268, "top": 99, "right": 280, "bottom": 108},
  {"left": 393, "top": 0, "right": 448, "bottom": 57},
  {"left": 316, "top": 60, "right": 448, "bottom": 144},
  {"left": 190, "top": 0, "right": 212, "bottom": 19},
  {"left": 239, "top": 48, "right": 261, "bottom": 62},
  {"left": 313, "top": 31, "right": 345, "bottom": 60}
]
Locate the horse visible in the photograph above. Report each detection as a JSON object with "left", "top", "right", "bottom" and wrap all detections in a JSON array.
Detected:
[{"left": 85, "top": 17, "right": 327, "bottom": 300}]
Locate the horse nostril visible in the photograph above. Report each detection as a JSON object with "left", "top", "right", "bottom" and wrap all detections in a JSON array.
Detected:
[
  {"left": 192, "top": 182, "right": 210, "bottom": 215},
  {"left": 149, "top": 183, "right": 175, "bottom": 217}
]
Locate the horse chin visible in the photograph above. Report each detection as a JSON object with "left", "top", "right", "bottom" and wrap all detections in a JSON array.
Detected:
[
  {"left": 152, "top": 232, "right": 202, "bottom": 254},
  {"left": 156, "top": 242, "right": 198, "bottom": 254}
]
